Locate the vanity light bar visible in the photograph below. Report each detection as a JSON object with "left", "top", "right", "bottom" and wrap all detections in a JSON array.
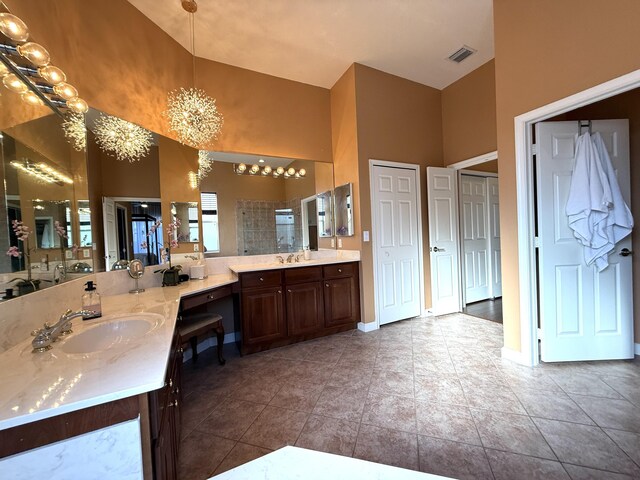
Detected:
[
  {"left": 11, "top": 160, "right": 73, "bottom": 185},
  {"left": 233, "top": 163, "right": 306, "bottom": 179}
]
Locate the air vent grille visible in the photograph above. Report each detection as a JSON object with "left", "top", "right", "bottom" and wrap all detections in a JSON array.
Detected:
[{"left": 448, "top": 45, "right": 476, "bottom": 63}]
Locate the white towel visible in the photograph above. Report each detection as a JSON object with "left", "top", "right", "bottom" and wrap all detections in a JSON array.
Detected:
[
  {"left": 590, "top": 132, "right": 633, "bottom": 271},
  {"left": 566, "top": 132, "right": 612, "bottom": 267}
]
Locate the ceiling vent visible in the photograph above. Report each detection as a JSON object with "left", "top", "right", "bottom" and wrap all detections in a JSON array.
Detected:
[{"left": 448, "top": 45, "right": 476, "bottom": 63}]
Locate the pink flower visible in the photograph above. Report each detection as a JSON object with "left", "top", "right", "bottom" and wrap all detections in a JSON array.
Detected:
[
  {"left": 72, "top": 244, "right": 78, "bottom": 254},
  {"left": 140, "top": 241, "right": 148, "bottom": 249},
  {"left": 6, "top": 246, "right": 20, "bottom": 257},
  {"left": 170, "top": 240, "right": 178, "bottom": 249}
]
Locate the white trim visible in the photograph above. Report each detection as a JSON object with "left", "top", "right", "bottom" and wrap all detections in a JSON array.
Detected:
[
  {"left": 369, "top": 159, "right": 425, "bottom": 329},
  {"left": 458, "top": 169, "right": 498, "bottom": 178},
  {"left": 501, "top": 346, "right": 527, "bottom": 365},
  {"left": 358, "top": 321, "right": 379, "bottom": 333},
  {"left": 105, "top": 196, "right": 162, "bottom": 203},
  {"left": 448, "top": 151, "right": 498, "bottom": 170},
  {"left": 635, "top": 343, "right": 640, "bottom": 356},
  {"left": 514, "top": 68, "right": 640, "bottom": 367}
]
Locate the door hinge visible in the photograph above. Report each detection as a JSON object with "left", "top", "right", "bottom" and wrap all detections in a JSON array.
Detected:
[
  {"left": 534, "top": 236, "right": 540, "bottom": 248},
  {"left": 531, "top": 144, "right": 538, "bottom": 155}
]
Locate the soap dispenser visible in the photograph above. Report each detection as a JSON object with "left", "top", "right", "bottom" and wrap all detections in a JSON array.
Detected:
[{"left": 82, "top": 281, "right": 102, "bottom": 319}]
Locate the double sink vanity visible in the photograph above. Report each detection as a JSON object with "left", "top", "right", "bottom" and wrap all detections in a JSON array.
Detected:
[{"left": 0, "top": 254, "right": 360, "bottom": 479}]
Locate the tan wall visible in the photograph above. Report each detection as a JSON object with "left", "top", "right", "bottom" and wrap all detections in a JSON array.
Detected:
[
  {"left": 100, "top": 146, "right": 161, "bottom": 199},
  {"left": 352, "top": 64, "right": 444, "bottom": 323},
  {"left": 464, "top": 160, "right": 498, "bottom": 173},
  {"left": 549, "top": 89, "right": 640, "bottom": 343},
  {"left": 442, "top": 60, "right": 497, "bottom": 166},
  {"left": 494, "top": 0, "right": 640, "bottom": 352}
]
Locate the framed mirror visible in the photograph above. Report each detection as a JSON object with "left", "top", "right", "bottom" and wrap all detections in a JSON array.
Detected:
[
  {"left": 171, "top": 202, "right": 199, "bottom": 243},
  {"left": 334, "top": 183, "right": 354, "bottom": 237},
  {"left": 317, "top": 190, "right": 334, "bottom": 238}
]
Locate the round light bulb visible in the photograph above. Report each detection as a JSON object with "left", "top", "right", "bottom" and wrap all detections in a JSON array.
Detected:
[
  {"left": 250, "top": 164, "right": 260, "bottom": 174},
  {"left": 53, "top": 82, "right": 78, "bottom": 100},
  {"left": 38, "top": 65, "right": 66, "bottom": 85},
  {"left": 2, "top": 73, "right": 27, "bottom": 93},
  {"left": 0, "top": 62, "right": 10, "bottom": 78},
  {"left": 298, "top": 168, "right": 306, "bottom": 177},
  {"left": 276, "top": 166, "right": 285, "bottom": 175},
  {"left": 261, "top": 168, "right": 269, "bottom": 175},
  {"left": 0, "top": 13, "right": 30, "bottom": 43},
  {"left": 21, "top": 91, "right": 42, "bottom": 106},
  {"left": 17, "top": 42, "right": 50, "bottom": 67},
  {"left": 67, "top": 97, "right": 88, "bottom": 113},
  {"left": 287, "top": 167, "right": 295, "bottom": 176},
  {"left": 283, "top": 171, "right": 290, "bottom": 178},
  {"left": 262, "top": 165, "right": 272, "bottom": 174},
  {"left": 237, "top": 163, "right": 246, "bottom": 173}
]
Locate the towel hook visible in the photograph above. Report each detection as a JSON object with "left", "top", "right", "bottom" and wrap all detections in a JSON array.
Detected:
[{"left": 579, "top": 120, "right": 592, "bottom": 135}]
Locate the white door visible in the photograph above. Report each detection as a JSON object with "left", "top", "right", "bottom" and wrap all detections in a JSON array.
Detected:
[
  {"left": 371, "top": 164, "right": 422, "bottom": 325},
  {"left": 102, "top": 197, "right": 117, "bottom": 271},
  {"left": 461, "top": 175, "right": 490, "bottom": 303},
  {"left": 427, "top": 167, "right": 461, "bottom": 315},
  {"left": 487, "top": 177, "right": 502, "bottom": 297},
  {"left": 536, "top": 120, "right": 634, "bottom": 362}
]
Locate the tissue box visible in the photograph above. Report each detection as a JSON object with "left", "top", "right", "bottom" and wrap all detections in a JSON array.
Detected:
[{"left": 190, "top": 264, "right": 205, "bottom": 279}]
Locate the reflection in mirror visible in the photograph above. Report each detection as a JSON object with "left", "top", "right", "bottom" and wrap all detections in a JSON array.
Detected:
[
  {"left": 317, "top": 190, "right": 334, "bottom": 238},
  {"left": 334, "top": 183, "right": 354, "bottom": 237},
  {"left": 199, "top": 152, "right": 334, "bottom": 256},
  {"left": 77, "top": 200, "right": 92, "bottom": 247},
  {"left": 171, "top": 202, "right": 199, "bottom": 243},
  {"left": 102, "top": 198, "right": 162, "bottom": 270},
  {"left": 32, "top": 199, "right": 71, "bottom": 249}
]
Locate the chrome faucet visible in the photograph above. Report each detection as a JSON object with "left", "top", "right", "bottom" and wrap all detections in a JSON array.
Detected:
[
  {"left": 53, "top": 263, "right": 66, "bottom": 284},
  {"left": 295, "top": 254, "right": 303, "bottom": 263},
  {"left": 31, "top": 309, "right": 95, "bottom": 353},
  {"left": 276, "top": 255, "right": 285, "bottom": 264},
  {"left": 286, "top": 254, "right": 295, "bottom": 264}
]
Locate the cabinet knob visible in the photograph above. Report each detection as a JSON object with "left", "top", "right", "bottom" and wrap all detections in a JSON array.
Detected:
[
  {"left": 172, "top": 387, "right": 180, "bottom": 395},
  {"left": 278, "top": 290, "right": 282, "bottom": 294},
  {"left": 169, "top": 399, "right": 178, "bottom": 408},
  {"left": 259, "top": 277, "right": 264, "bottom": 282},
  {"left": 338, "top": 268, "right": 342, "bottom": 273},
  {"left": 168, "top": 379, "right": 173, "bottom": 388},
  {"left": 325, "top": 283, "right": 329, "bottom": 287},
  {"left": 207, "top": 294, "right": 214, "bottom": 299},
  {"left": 287, "top": 289, "right": 292, "bottom": 293}
]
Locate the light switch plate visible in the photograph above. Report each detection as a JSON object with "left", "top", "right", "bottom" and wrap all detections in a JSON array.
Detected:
[
  {"left": 331, "top": 238, "right": 335, "bottom": 247},
  {"left": 193, "top": 244, "right": 199, "bottom": 252},
  {"left": 363, "top": 231, "right": 370, "bottom": 242},
  {"left": 65, "top": 250, "right": 73, "bottom": 259},
  {"left": 83, "top": 249, "right": 91, "bottom": 258},
  {"left": 337, "top": 238, "right": 342, "bottom": 248}
]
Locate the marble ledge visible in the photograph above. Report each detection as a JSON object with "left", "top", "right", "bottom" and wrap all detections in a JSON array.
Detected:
[{"left": 0, "top": 273, "right": 237, "bottom": 431}]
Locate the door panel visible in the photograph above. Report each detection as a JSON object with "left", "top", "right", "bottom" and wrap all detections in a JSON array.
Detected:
[
  {"left": 427, "top": 167, "right": 460, "bottom": 315},
  {"left": 102, "top": 197, "right": 117, "bottom": 271},
  {"left": 536, "top": 119, "right": 633, "bottom": 361},
  {"left": 488, "top": 176, "right": 502, "bottom": 297},
  {"left": 373, "top": 165, "right": 422, "bottom": 325}
]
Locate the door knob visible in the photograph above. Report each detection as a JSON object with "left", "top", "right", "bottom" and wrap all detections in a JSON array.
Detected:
[
  {"left": 620, "top": 248, "right": 633, "bottom": 257},
  {"left": 432, "top": 246, "right": 445, "bottom": 252}
]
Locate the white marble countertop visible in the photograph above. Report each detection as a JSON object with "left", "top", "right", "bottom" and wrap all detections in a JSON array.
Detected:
[
  {"left": 0, "top": 273, "right": 237, "bottom": 430},
  {"left": 211, "top": 446, "right": 451, "bottom": 479},
  {"left": 229, "top": 257, "right": 358, "bottom": 273}
]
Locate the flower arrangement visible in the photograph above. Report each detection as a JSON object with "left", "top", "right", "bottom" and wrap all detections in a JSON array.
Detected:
[
  {"left": 53, "top": 220, "right": 78, "bottom": 281},
  {"left": 141, "top": 218, "right": 182, "bottom": 285},
  {"left": 5, "top": 220, "right": 39, "bottom": 294}
]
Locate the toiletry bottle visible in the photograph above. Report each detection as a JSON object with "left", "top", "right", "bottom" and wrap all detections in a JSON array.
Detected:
[
  {"left": 82, "top": 281, "right": 102, "bottom": 319},
  {"left": 303, "top": 247, "right": 311, "bottom": 260}
]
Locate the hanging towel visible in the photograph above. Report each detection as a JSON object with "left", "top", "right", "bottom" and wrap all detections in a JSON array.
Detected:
[
  {"left": 590, "top": 132, "right": 633, "bottom": 271},
  {"left": 566, "top": 131, "right": 612, "bottom": 268}
]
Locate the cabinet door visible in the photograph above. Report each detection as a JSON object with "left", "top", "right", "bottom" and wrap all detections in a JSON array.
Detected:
[
  {"left": 286, "top": 281, "right": 324, "bottom": 336},
  {"left": 241, "top": 286, "right": 286, "bottom": 345},
  {"left": 324, "top": 276, "right": 358, "bottom": 327}
]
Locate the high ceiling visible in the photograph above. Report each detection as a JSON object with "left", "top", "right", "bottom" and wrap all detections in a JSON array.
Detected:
[{"left": 126, "top": 0, "right": 494, "bottom": 90}]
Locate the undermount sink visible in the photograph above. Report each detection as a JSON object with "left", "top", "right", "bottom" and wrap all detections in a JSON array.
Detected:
[{"left": 60, "top": 313, "right": 163, "bottom": 354}]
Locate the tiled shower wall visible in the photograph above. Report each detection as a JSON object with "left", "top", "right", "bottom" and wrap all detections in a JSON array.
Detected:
[{"left": 236, "top": 199, "right": 303, "bottom": 255}]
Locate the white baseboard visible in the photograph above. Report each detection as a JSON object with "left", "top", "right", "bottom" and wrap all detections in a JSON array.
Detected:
[
  {"left": 501, "top": 346, "right": 533, "bottom": 366},
  {"left": 635, "top": 343, "right": 640, "bottom": 356},
  {"left": 421, "top": 309, "right": 434, "bottom": 318},
  {"left": 357, "top": 321, "right": 379, "bottom": 333}
]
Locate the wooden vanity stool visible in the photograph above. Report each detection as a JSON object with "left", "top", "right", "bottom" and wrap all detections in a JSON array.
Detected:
[{"left": 178, "top": 312, "right": 226, "bottom": 365}]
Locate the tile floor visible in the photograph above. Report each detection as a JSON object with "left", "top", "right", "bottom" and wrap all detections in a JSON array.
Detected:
[{"left": 179, "top": 313, "right": 640, "bottom": 479}]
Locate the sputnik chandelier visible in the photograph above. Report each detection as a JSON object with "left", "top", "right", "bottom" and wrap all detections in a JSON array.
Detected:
[
  {"left": 187, "top": 150, "right": 214, "bottom": 189},
  {"left": 61, "top": 112, "right": 86, "bottom": 151},
  {"left": 165, "top": 0, "right": 223, "bottom": 149},
  {"left": 94, "top": 114, "right": 153, "bottom": 163}
]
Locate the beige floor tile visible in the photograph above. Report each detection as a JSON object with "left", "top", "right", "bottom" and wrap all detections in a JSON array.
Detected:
[
  {"left": 354, "top": 424, "right": 419, "bottom": 471},
  {"left": 415, "top": 401, "right": 482, "bottom": 445},
  {"left": 295, "top": 414, "right": 359, "bottom": 456},
  {"left": 370, "top": 369, "right": 415, "bottom": 397},
  {"left": 534, "top": 418, "right": 640, "bottom": 476},
  {"left": 551, "top": 373, "right": 623, "bottom": 399},
  {"left": 570, "top": 394, "right": 640, "bottom": 433},
  {"left": 228, "top": 375, "right": 283, "bottom": 404},
  {"left": 268, "top": 380, "right": 324, "bottom": 412},
  {"left": 604, "top": 428, "right": 640, "bottom": 466},
  {"left": 461, "top": 383, "right": 527, "bottom": 414},
  {"left": 212, "top": 442, "right": 271, "bottom": 476},
  {"left": 414, "top": 372, "right": 466, "bottom": 406},
  {"left": 362, "top": 393, "right": 417, "bottom": 433},
  {"left": 562, "top": 464, "right": 636, "bottom": 480},
  {"left": 312, "top": 385, "right": 368, "bottom": 422},
  {"left": 485, "top": 449, "right": 570, "bottom": 480},
  {"left": 513, "top": 388, "right": 595, "bottom": 425},
  {"left": 471, "top": 409, "right": 556, "bottom": 460},
  {"left": 417, "top": 435, "right": 493, "bottom": 480},
  {"left": 326, "top": 364, "right": 373, "bottom": 390},
  {"left": 239, "top": 405, "right": 309, "bottom": 450},
  {"left": 195, "top": 398, "right": 266, "bottom": 440},
  {"left": 600, "top": 375, "right": 640, "bottom": 407}
]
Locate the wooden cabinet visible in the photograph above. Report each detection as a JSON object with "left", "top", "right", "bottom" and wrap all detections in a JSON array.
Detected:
[
  {"left": 149, "top": 332, "right": 183, "bottom": 480},
  {"left": 239, "top": 262, "right": 360, "bottom": 354}
]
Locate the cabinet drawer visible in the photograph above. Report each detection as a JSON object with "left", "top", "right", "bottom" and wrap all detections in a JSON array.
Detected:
[
  {"left": 181, "top": 284, "right": 232, "bottom": 311},
  {"left": 241, "top": 270, "right": 282, "bottom": 289},
  {"left": 284, "top": 266, "right": 322, "bottom": 284},
  {"left": 323, "top": 262, "right": 356, "bottom": 279}
]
